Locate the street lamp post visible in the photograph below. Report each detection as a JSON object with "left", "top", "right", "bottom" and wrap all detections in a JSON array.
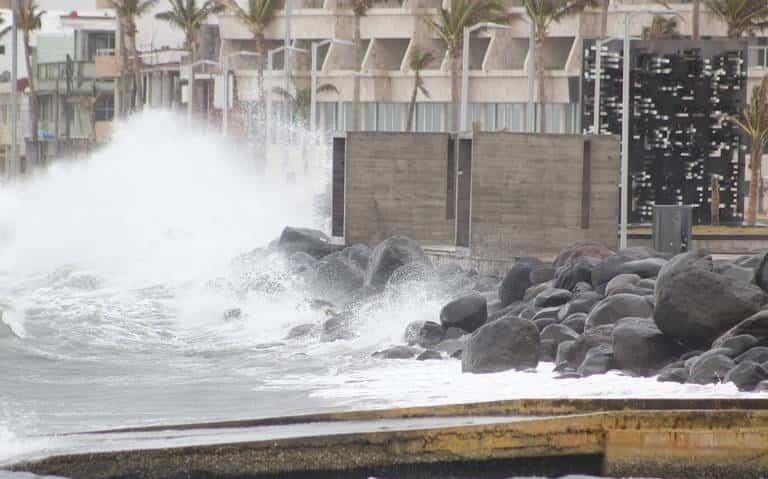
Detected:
[
  {"left": 10, "top": 0, "right": 18, "bottom": 178},
  {"left": 222, "top": 51, "right": 262, "bottom": 136},
  {"left": 527, "top": 19, "right": 535, "bottom": 133},
  {"left": 310, "top": 39, "right": 353, "bottom": 133},
  {"left": 460, "top": 22, "right": 512, "bottom": 132}
]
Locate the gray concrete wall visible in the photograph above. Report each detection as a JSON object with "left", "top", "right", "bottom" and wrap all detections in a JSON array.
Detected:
[
  {"left": 469, "top": 133, "right": 620, "bottom": 259},
  {"left": 342, "top": 131, "right": 620, "bottom": 258},
  {"left": 344, "top": 131, "right": 455, "bottom": 246}
]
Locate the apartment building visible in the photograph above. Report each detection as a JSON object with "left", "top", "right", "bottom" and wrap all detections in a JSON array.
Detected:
[{"left": 211, "top": 0, "right": 767, "bottom": 136}]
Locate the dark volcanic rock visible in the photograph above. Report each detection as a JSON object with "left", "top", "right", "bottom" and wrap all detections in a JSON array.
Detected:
[
  {"left": 736, "top": 346, "right": 768, "bottom": 364},
  {"left": 440, "top": 294, "right": 488, "bottom": 333},
  {"left": 524, "top": 282, "right": 551, "bottom": 302},
  {"left": 533, "top": 288, "right": 573, "bottom": 308},
  {"left": 277, "top": 227, "right": 342, "bottom": 259},
  {"left": 416, "top": 321, "right": 445, "bottom": 348},
  {"left": 532, "top": 306, "right": 562, "bottom": 322},
  {"left": 533, "top": 317, "right": 558, "bottom": 331},
  {"left": 584, "top": 294, "right": 653, "bottom": 332},
  {"left": 612, "top": 318, "right": 686, "bottom": 376},
  {"left": 754, "top": 252, "right": 768, "bottom": 293},
  {"left": 558, "top": 291, "right": 602, "bottom": 320},
  {"left": 554, "top": 241, "right": 615, "bottom": 268},
  {"left": 573, "top": 282, "right": 594, "bottom": 294},
  {"left": 718, "top": 335, "right": 759, "bottom": 357},
  {"left": 462, "top": 318, "right": 540, "bottom": 373},
  {"left": 529, "top": 264, "right": 556, "bottom": 285},
  {"left": 577, "top": 344, "right": 615, "bottom": 377},
  {"left": 604, "top": 274, "right": 648, "bottom": 296},
  {"left": 562, "top": 313, "right": 587, "bottom": 334},
  {"left": 657, "top": 367, "right": 689, "bottom": 383},
  {"left": 715, "top": 262, "right": 755, "bottom": 283},
  {"left": 591, "top": 255, "right": 631, "bottom": 292},
  {"left": 364, "top": 236, "right": 428, "bottom": 290},
  {"left": 340, "top": 243, "right": 371, "bottom": 271},
  {"left": 540, "top": 339, "right": 558, "bottom": 362},
  {"left": 541, "top": 323, "right": 580, "bottom": 345},
  {"left": 618, "top": 257, "right": 667, "bottom": 278},
  {"left": 554, "top": 256, "right": 602, "bottom": 292},
  {"left": 373, "top": 345, "right": 420, "bottom": 359},
  {"left": 555, "top": 327, "right": 613, "bottom": 370},
  {"left": 321, "top": 312, "right": 355, "bottom": 342},
  {"left": 309, "top": 253, "right": 365, "bottom": 303},
  {"left": 654, "top": 252, "right": 768, "bottom": 349},
  {"left": 435, "top": 338, "right": 465, "bottom": 356},
  {"left": 725, "top": 361, "right": 768, "bottom": 391},
  {"left": 499, "top": 258, "right": 543, "bottom": 306},
  {"left": 688, "top": 354, "right": 735, "bottom": 385},
  {"left": 712, "top": 310, "right": 768, "bottom": 349},
  {"left": 416, "top": 350, "right": 443, "bottom": 361},
  {"left": 285, "top": 323, "right": 322, "bottom": 339}
]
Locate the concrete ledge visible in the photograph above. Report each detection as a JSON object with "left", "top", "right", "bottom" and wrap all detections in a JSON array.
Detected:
[{"left": 9, "top": 399, "right": 768, "bottom": 479}]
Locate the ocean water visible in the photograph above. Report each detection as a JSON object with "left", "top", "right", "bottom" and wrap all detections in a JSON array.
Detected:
[{"left": 0, "top": 111, "right": 759, "bottom": 470}]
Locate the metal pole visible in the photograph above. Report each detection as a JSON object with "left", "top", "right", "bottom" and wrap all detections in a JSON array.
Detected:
[
  {"left": 593, "top": 38, "right": 602, "bottom": 135},
  {"left": 267, "top": 51, "right": 273, "bottom": 143},
  {"left": 460, "top": 26, "right": 470, "bottom": 132},
  {"left": 620, "top": 13, "right": 630, "bottom": 250},
  {"left": 187, "top": 60, "right": 193, "bottom": 124},
  {"left": 310, "top": 42, "right": 319, "bottom": 133},
  {"left": 527, "top": 20, "right": 535, "bottom": 133},
  {"left": 9, "top": 0, "right": 18, "bottom": 178},
  {"left": 223, "top": 55, "right": 229, "bottom": 135}
]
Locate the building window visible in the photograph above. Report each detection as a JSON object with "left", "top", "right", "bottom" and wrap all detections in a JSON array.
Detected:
[
  {"left": 416, "top": 103, "right": 444, "bottom": 132},
  {"left": 0, "top": 46, "right": 5, "bottom": 55},
  {"left": 87, "top": 32, "right": 116, "bottom": 61},
  {"left": 376, "top": 103, "right": 406, "bottom": 132},
  {"left": 496, "top": 103, "right": 525, "bottom": 132},
  {"left": 94, "top": 95, "right": 114, "bottom": 122},
  {"left": 749, "top": 46, "right": 768, "bottom": 68}
]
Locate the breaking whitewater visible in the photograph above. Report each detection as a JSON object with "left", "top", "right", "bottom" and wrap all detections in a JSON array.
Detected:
[{"left": 0, "top": 111, "right": 761, "bottom": 466}]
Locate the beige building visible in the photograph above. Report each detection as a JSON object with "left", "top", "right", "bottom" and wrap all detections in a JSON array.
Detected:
[{"left": 211, "top": 0, "right": 768, "bottom": 137}]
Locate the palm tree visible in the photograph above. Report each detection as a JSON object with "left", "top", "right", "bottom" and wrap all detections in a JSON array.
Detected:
[
  {"left": 349, "top": 0, "right": 372, "bottom": 132},
  {"left": 17, "top": 0, "right": 44, "bottom": 144},
  {"left": 692, "top": 0, "right": 701, "bottom": 39},
  {"left": 156, "top": 0, "right": 222, "bottom": 118},
  {"left": 272, "top": 81, "right": 339, "bottom": 128},
  {"left": 405, "top": 46, "right": 433, "bottom": 132},
  {"left": 425, "top": 0, "right": 507, "bottom": 132},
  {"left": 523, "top": 0, "right": 596, "bottom": 133},
  {"left": 732, "top": 76, "right": 768, "bottom": 225},
  {"left": 108, "top": 0, "right": 158, "bottom": 112},
  {"left": 218, "top": 0, "right": 279, "bottom": 113},
  {"left": 642, "top": 15, "right": 680, "bottom": 39},
  {"left": 706, "top": 0, "right": 768, "bottom": 38}
]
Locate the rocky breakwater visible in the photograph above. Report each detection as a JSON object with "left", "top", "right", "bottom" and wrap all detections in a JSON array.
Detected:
[{"left": 269, "top": 228, "right": 768, "bottom": 392}]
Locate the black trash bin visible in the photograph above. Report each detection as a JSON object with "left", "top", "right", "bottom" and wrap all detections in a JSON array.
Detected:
[{"left": 652, "top": 205, "right": 695, "bottom": 254}]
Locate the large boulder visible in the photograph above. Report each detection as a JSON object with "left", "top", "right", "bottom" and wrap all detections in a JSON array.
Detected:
[
  {"left": 584, "top": 294, "right": 653, "bottom": 332},
  {"left": 715, "top": 262, "right": 755, "bottom": 284},
  {"left": 736, "top": 346, "right": 768, "bottom": 364},
  {"left": 555, "top": 326, "right": 613, "bottom": 370},
  {"left": 308, "top": 253, "right": 365, "bottom": 303},
  {"left": 365, "top": 236, "right": 428, "bottom": 290},
  {"left": 373, "top": 345, "right": 420, "bottom": 359},
  {"left": 462, "top": 318, "right": 540, "bottom": 373},
  {"left": 558, "top": 291, "right": 602, "bottom": 320},
  {"left": 712, "top": 310, "right": 768, "bottom": 349},
  {"left": 612, "top": 318, "right": 686, "bottom": 376},
  {"left": 440, "top": 294, "right": 488, "bottom": 333},
  {"left": 529, "top": 264, "right": 556, "bottom": 285},
  {"left": 618, "top": 258, "right": 667, "bottom": 278},
  {"left": 277, "top": 227, "right": 342, "bottom": 259},
  {"left": 654, "top": 252, "right": 768, "bottom": 349},
  {"left": 591, "top": 255, "right": 632, "bottom": 292},
  {"left": 605, "top": 274, "right": 651, "bottom": 297},
  {"left": 554, "top": 241, "right": 615, "bottom": 269},
  {"left": 541, "top": 323, "right": 580, "bottom": 345},
  {"left": 725, "top": 361, "right": 768, "bottom": 391},
  {"left": 340, "top": 243, "right": 371, "bottom": 271},
  {"left": 562, "top": 313, "right": 587, "bottom": 334},
  {"left": 718, "top": 334, "right": 759, "bottom": 357},
  {"left": 754, "top": 252, "right": 768, "bottom": 292},
  {"left": 554, "top": 256, "right": 602, "bottom": 292},
  {"left": 533, "top": 288, "right": 573, "bottom": 308},
  {"left": 688, "top": 354, "right": 735, "bottom": 385},
  {"left": 577, "top": 344, "right": 615, "bottom": 377},
  {"left": 499, "top": 258, "right": 543, "bottom": 306}
]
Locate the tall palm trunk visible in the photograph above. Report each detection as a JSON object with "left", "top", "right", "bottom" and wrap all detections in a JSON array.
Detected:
[
  {"left": 255, "top": 31, "right": 266, "bottom": 119},
  {"left": 117, "top": 16, "right": 129, "bottom": 117},
  {"left": 22, "top": 31, "right": 38, "bottom": 143},
  {"left": 692, "top": 0, "right": 700, "bottom": 40},
  {"left": 405, "top": 73, "right": 419, "bottom": 132},
  {"left": 127, "top": 24, "right": 143, "bottom": 110},
  {"left": 187, "top": 35, "right": 197, "bottom": 117},
  {"left": 748, "top": 142, "right": 763, "bottom": 225},
  {"left": 748, "top": 144, "right": 763, "bottom": 224},
  {"left": 449, "top": 52, "right": 459, "bottom": 131},
  {"left": 352, "top": 14, "right": 362, "bottom": 131},
  {"left": 535, "top": 32, "right": 546, "bottom": 133}
]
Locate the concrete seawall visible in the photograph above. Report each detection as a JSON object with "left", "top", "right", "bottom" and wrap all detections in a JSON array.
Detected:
[{"left": 9, "top": 399, "right": 768, "bottom": 479}]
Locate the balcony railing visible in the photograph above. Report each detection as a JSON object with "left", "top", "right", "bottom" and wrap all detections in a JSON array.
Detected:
[{"left": 36, "top": 61, "right": 114, "bottom": 93}]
